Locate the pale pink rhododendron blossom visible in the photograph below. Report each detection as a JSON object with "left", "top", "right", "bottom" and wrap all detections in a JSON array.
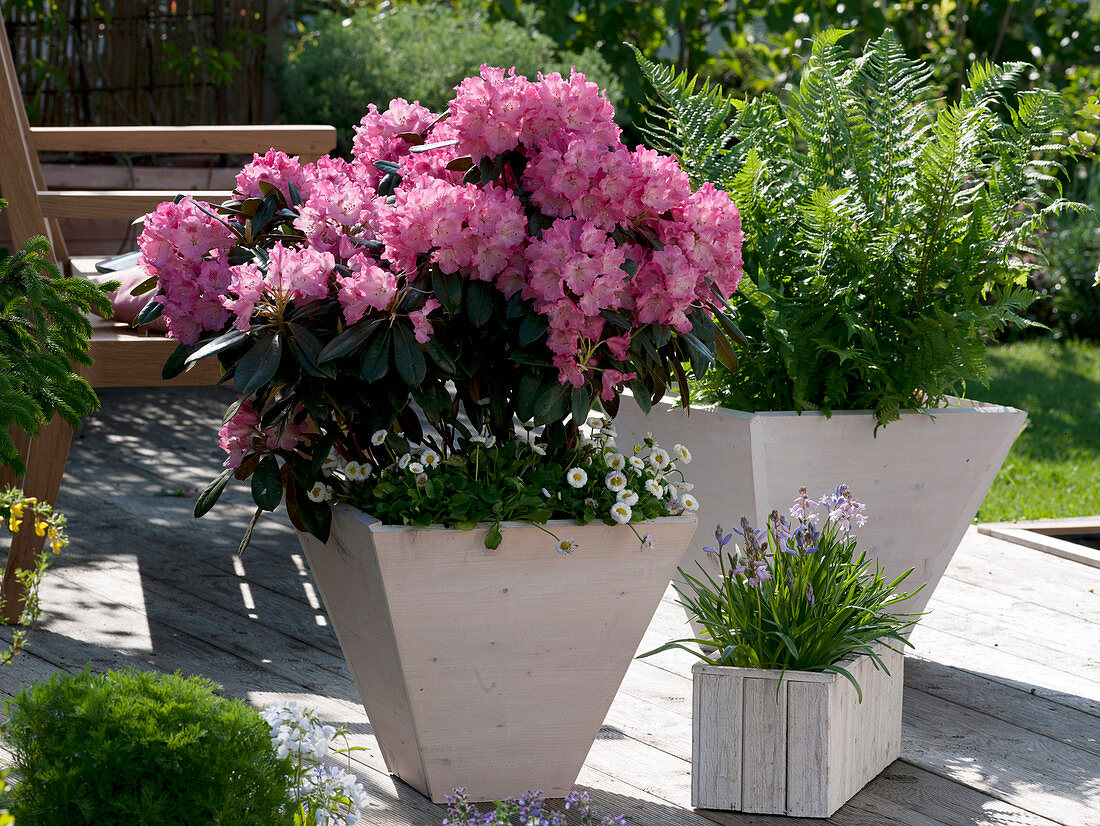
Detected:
[
  {"left": 217, "top": 400, "right": 308, "bottom": 469},
  {"left": 139, "top": 64, "right": 745, "bottom": 467}
]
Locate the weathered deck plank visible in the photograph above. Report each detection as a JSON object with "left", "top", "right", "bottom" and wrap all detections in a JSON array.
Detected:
[{"left": 1, "top": 387, "right": 1097, "bottom": 826}]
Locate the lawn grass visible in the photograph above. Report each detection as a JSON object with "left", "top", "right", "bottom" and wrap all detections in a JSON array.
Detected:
[{"left": 974, "top": 338, "right": 1100, "bottom": 522}]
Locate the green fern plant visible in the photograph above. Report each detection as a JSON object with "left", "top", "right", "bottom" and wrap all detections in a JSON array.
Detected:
[
  {"left": 633, "top": 30, "right": 1088, "bottom": 426},
  {"left": 0, "top": 199, "right": 115, "bottom": 475}
]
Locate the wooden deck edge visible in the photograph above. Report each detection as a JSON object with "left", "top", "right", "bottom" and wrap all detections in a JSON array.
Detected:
[{"left": 976, "top": 524, "right": 1100, "bottom": 570}]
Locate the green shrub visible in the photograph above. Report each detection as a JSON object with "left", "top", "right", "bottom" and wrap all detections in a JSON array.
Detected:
[
  {"left": 280, "top": 2, "right": 622, "bottom": 156},
  {"left": 2, "top": 669, "right": 293, "bottom": 825}
]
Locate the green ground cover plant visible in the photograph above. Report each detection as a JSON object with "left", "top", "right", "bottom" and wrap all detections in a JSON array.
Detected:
[
  {"left": 977, "top": 339, "right": 1100, "bottom": 522},
  {"left": 2, "top": 669, "right": 294, "bottom": 825}
]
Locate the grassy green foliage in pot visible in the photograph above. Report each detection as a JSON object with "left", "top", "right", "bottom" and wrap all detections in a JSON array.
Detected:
[
  {"left": 0, "top": 199, "right": 115, "bottom": 475},
  {"left": 642, "top": 486, "right": 918, "bottom": 698},
  {"left": 2, "top": 669, "right": 294, "bottom": 825},
  {"left": 281, "top": 2, "right": 622, "bottom": 157},
  {"left": 635, "top": 30, "right": 1088, "bottom": 426}
]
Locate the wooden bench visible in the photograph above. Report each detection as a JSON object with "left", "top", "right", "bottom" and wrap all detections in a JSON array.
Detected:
[{"left": 0, "top": 18, "right": 335, "bottom": 622}]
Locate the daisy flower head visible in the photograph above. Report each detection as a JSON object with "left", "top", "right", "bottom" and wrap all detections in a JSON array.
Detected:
[
  {"left": 602, "top": 423, "right": 617, "bottom": 438},
  {"left": 421, "top": 449, "right": 441, "bottom": 469},
  {"left": 307, "top": 482, "right": 332, "bottom": 503},
  {"left": 648, "top": 448, "right": 671, "bottom": 471},
  {"left": 415, "top": 472, "right": 428, "bottom": 487},
  {"left": 397, "top": 453, "right": 411, "bottom": 469},
  {"left": 677, "top": 481, "right": 694, "bottom": 493},
  {"left": 344, "top": 461, "right": 369, "bottom": 482},
  {"left": 610, "top": 502, "right": 633, "bottom": 524},
  {"left": 606, "top": 452, "right": 626, "bottom": 471},
  {"left": 682, "top": 493, "right": 700, "bottom": 511},
  {"left": 557, "top": 538, "right": 578, "bottom": 554},
  {"left": 627, "top": 456, "right": 646, "bottom": 472},
  {"left": 605, "top": 470, "right": 627, "bottom": 492},
  {"left": 531, "top": 443, "right": 546, "bottom": 455},
  {"left": 566, "top": 467, "right": 588, "bottom": 488},
  {"left": 321, "top": 448, "right": 341, "bottom": 474},
  {"left": 673, "top": 444, "right": 692, "bottom": 464},
  {"left": 371, "top": 429, "right": 388, "bottom": 446},
  {"left": 587, "top": 415, "right": 606, "bottom": 429},
  {"left": 640, "top": 533, "right": 655, "bottom": 552},
  {"left": 644, "top": 478, "right": 665, "bottom": 498},
  {"left": 408, "top": 461, "right": 424, "bottom": 474},
  {"left": 617, "top": 489, "right": 639, "bottom": 506}
]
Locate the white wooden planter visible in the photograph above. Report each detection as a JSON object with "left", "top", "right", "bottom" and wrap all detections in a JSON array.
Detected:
[
  {"left": 614, "top": 398, "right": 1026, "bottom": 622},
  {"left": 692, "top": 644, "right": 903, "bottom": 817},
  {"left": 296, "top": 505, "right": 697, "bottom": 803}
]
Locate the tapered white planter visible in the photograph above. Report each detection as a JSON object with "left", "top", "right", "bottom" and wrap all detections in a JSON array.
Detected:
[
  {"left": 692, "top": 644, "right": 903, "bottom": 816},
  {"left": 614, "top": 398, "right": 1026, "bottom": 621},
  {"left": 296, "top": 505, "right": 697, "bottom": 803}
]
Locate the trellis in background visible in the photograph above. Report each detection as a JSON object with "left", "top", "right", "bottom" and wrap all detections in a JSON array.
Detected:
[{"left": 2, "top": 0, "right": 282, "bottom": 127}]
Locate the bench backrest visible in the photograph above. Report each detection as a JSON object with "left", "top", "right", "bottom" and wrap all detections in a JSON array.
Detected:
[{"left": 0, "top": 17, "right": 336, "bottom": 265}]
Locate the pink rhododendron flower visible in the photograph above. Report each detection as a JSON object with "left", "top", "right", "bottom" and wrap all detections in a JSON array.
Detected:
[
  {"left": 337, "top": 255, "right": 398, "bottom": 323},
  {"left": 218, "top": 400, "right": 307, "bottom": 468},
  {"left": 409, "top": 299, "right": 442, "bottom": 344}
]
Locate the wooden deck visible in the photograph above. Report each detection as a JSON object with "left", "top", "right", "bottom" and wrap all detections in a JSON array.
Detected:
[{"left": 2, "top": 386, "right": 1098, "bottom": 826}]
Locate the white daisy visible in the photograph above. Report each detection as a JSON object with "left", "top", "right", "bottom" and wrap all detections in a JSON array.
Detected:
[
  {"left": 644, "top": 478, "right": 664, "bottom": 498},
  {"left": 556, "top": 538, "right": 578, "bottom": 554},
  {"left": 606, "top": 452, "right": 626, "bottom": 471},
  {"left": 531, "top": 443, "right": 546, "bottom": 456},
  {"left": 307, "top": 482, "right": 332, "bottom": 503},
  {"left": 674, "top": 444, "right": 692, "bottom": 463},
  {"left": 602, "top": 423, "right": 617, "bottom": 439},
  {"left": 415, "top": 472, "right": 428, "bottom": 487},
  {"left": 344, "top": 461, "right": 363, "bottom": 481},
  {"left": 610, "top": 502, "right": 633, "bottom": 524},
  {"left": 617, "top": 489, "right": 639, "bottom": 506},
  {"left": 648, "top": 448, "right": 671, "bottom": 471},
  {"left": 408, "top": 461, "right": 424, "bottom": 474},
  {"left": 627, "top": 456, "right": 646, "bottom": 472},
  {"left": 321, "top": 448, "right": 341, "bottom": 474},
  {"left": 566, "top": 467, "right": 588, "bottom": 488},
  {"left": 421, "top": 449, "right": 441, "bottom": 469},
  {"left": 605, "top": 470, "right": 627, "bottom": 492},
  {"left": 677, "top": 481, "right": 695, "bottom": 493},
  {"left": 397, "top": 453, "right": 411, "bottom": 470},
  {"left": 681, "top": 493, "right": 700, "bottom": 511},
  {"left": 587, "top": 415, "right": 605, "bottom": 428},
  {"left": 371, "top": 429, "right": 388, "bottom": 446},
  {"left": 640, "top": 533, "right": 656, "bottom": 552}
]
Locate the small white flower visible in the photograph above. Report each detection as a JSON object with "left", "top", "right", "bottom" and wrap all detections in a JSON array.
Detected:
[
  {"left": 627, "top": 456, "right": 646, "bottom": 471},
  {"left": 344, "top": 461, "right": 368, "bottom": 482},
  {"left": 408, "top": 461, "right": 424, "bottom": 474},
  {"left": 397, "top": 453, "right": 411, "bottom": 469},
  {"left": 640, "top": 533, "right": 656, "bottom": 552},
  {"left": 566, "top": 467, "right": 588, "bottom": 488},
  {"left": 541, "top": 487, "right": 552, "bottom": 498},
  {"left": 610, "top": 502, "right": 633, "bottom": 524},
  {"left": 415, "top": 472, "right": 428, "bottom": 487},
  {"left": 307, "top": 482, "right": 332, "bottom": 503},
  {"left": 421, "top": 449, "right": 441, "bottom": 469},
  {"left": 682, "top": 493, "right": 700, "bottom": 511},
  {"left": 587, "top": 415, "right": 606, "bottom": 428},
  {"left": 585, "top": 497, "right": 598, "bottom": 508},
  {"left": 606, "top": 452, "right": 626, "bottom": 471},
  {"left": 531, "top": 443, "right": 546, "bottom": 456},
  {"left": 321, "top": 449, "right": 341, "bottom": 475},
  {"left": 617, "top": 489, "right": 639, "bottom": 506},
  {"left": 469, "top": 434, "right": 486, "bottom": 445},
  {"left": 602, "top": 423, "right": 617, "bottom": 438},
  {"left": 648, "top": 448, "right": 671, "bottom": 471},
  {"left": 674, "top": 444, "right": 692, "bottom": 464},
  {"left": 556, "top": 538, "right": 578, "bottom": 554},
  {"left": 678, "top": 481, "right": 695, "bottom": 493},
  {"left": 667, "top": 498, "right": 685, "bottom": 515},
  {"left": 644, "top": 478, "right": 664, "bottom": 498},
  {"left": 605, "top": 470, "right": 627, "bottom": 492},
  {"left": 371, "top": 429, "right": 387, "bottom": 446}
]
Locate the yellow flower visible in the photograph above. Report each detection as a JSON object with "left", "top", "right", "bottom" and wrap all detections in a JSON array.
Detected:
[
  {"left": 9, "top": 519, "right": 21, "bottom": 534},
  {"left": 10, "top": 504, "right": 23, "bottom": 521},
  {"left": 51, "top": 540, "right": 63, "bottom": 554},
  {"left": 35, "top": 521, "right": 48, "bottom": 537}
]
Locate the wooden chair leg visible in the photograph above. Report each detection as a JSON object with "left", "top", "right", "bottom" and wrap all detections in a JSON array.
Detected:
[{"left": 1, "top": 418, "right": 74, "bottom": 625}]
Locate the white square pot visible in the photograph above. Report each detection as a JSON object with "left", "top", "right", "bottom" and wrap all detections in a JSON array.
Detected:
[
  {"left": 614, "top": 398, "right": 1026, "bottom": 620},
  {"left": 692, "top": 644, "right": 903, "bottom": 817},
  {"left": 296, "top": 505, "right": 697, "bottom": 802}
]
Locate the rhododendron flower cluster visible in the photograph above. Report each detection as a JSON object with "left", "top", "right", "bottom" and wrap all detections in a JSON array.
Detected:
[
  {"left": 140, "top": 65, "right": 742, "bottom": 389},
  {"left": 136, "top": 65, "right": 744, "bottom": 546}
]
